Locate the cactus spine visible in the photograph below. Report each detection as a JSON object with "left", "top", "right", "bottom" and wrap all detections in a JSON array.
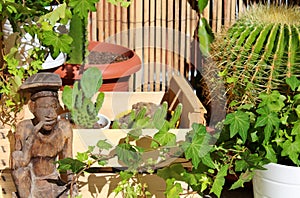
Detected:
[
  {"left": 212, "top": 5, "right": 300, "bottom": 108},
  {"left": 62, "top": 67, "right": 104, "bottom": 128}
]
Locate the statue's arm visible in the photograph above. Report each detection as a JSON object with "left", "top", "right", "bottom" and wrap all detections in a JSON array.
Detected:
[{"left": 12, "top": 120, "right": 44, "bottom": 168}]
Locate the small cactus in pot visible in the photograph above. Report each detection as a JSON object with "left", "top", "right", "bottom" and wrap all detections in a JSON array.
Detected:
[
  {"left": 62, "top": 67, "right": 105, "bottom": 128},
  {"left": 211, "top": 4, "right": 300, "bottom": 109}
]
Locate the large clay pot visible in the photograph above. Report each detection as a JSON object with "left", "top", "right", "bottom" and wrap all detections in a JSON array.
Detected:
[{"left": 52, "top": 42, "right": 141, "bottom": 91}]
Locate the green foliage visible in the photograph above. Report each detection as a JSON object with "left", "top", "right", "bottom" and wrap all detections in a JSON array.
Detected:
[
  {"left": 62, "top": 67, "right": 104, "bottom": 128},
  {"left": 0, "top": 0, "right": 72, "bottom": 128},
  {"left": 212, "top": 5, "right": 300, "bottom": 108}
]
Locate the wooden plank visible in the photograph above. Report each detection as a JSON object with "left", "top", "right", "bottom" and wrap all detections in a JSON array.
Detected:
[
  {"left": 143, "top": 0, "right": 150, "bottom": 92},
  {"left": 149, "top": 0, "right": 155, "bottom": 91},
  {"left": 155, "top": 0, "right": 162, "bottom": 91},
  {"left": 121, "top": 5, "right": 128, "bottom": 47},
  {"left": 116, "top": 3, "right": 122, "bottom": 45},
  {"left": 132, "top": 0, "right": 143, "bottom": 91},
  {"left": 161, "top": 0, "right": 167, "bottom": 92},
  {"left": 217, "top": 0, "right": 223, "bottom": 33},
  {"left": 104, "top": 0, "right": 110, "bottom": 39},
  {"left": 97, "top": 1, "right": 105, "bottom": 42},
  {"left": 166, "top": 0, "right": 174, "bottom": 87},
  {"left": 109, "top": 3, "right": 116, "bottom": 43},
  {"left": 180, "top": 0, "right": 187, "bottom": 78},
  {"left": 212, "top": 0, "right": 218, "bottom": 32},
  {"left": 174, "top": 0, "right": 180, "bottom": 74},
  {"left": 231, "top": 0, "right": 237, "bottom": 24}
]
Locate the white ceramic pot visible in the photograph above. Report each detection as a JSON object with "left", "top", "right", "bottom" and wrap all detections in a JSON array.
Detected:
[{"left": 253, "top": 163, "right": 300, "bottom": 198}]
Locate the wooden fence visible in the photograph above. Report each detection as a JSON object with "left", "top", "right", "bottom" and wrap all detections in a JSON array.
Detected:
[{"left": 87, "top": 0, "right": 299, "bottom": 92}]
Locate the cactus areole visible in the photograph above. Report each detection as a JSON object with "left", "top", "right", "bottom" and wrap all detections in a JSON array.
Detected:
[{"left": 213, "top": 5, "right": 300, "bottom": 107}]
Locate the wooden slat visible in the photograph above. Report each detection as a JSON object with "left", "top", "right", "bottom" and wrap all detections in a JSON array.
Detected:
[
  {"left": 132, "top": 0, "right": 143, "bottom": 92},
  {"left": 97, "top": 1, "right": 105, "bottom": 42},
  {"left": 109, "top": 3, "right": 116, "bottom": 43},
  {"left": 155, "top": 0, "right": 163, "bottom": 91},
  {"left": 166, "top": 0, "right": 174, "bottom": 87},
  {"left": 149, "top": 0, "right": 155, "bottom": 91},
  {"left": 116, "top": 4, "right": 122, "bottom": 45},
  {"left": 161, "top": 0, "right": 167, "bottom": 92},
  {"left": 121, "top": 6, "right": 128, "bottom": 47},
  {"left": 104, "top": 1, "right": 110, "bottom": 39},
  {"left": 217, "top": 0, "right": 223, "bottom": 33},
  {"left": 143, "top": 0, "right": 150, "bottom": 92}
]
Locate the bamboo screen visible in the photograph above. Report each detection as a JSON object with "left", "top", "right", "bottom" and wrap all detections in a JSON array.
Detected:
[{"left": 87, "top": 0, "right": 299, "bottom": 92}]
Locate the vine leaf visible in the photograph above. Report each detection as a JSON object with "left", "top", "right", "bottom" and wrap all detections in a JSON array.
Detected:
[
  {"left": 224, "top": 111, "right": 249, "bottom": 143},
  {"left": 69, "top": 0, "right": 99, "bottom": 18},
  {"left": 210, "top": 164, "right": 229, "bottom": 198},
  {"left": 182, "top": 124, "right": 212, "bottom": 167}
]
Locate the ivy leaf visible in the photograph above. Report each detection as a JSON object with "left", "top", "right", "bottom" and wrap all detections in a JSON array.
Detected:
[
  {"left": 230, "top": 170, "right": 254, "bottom": 190},
  {"left": 116, "top": 143, "right": 142, "bottom": 168},
  {"left": 281, "top": 140, "right": 300, "bottom": 165},
  {"left": 96, "top": 139, "right": 112, "bottom": 150},
  {"left": 76, "top": 151, "right": 89, "bottom": 161},
  {"left": 157, "top": 163, "right": 186, "bottom": 181},
  {"left": 182, "top": 124, "right": 212, "bottom": 167},
  {"left": 286, "top": 76, "right": 300, "bottom": 91},
  {"left": 151, "top": 131, "right": 176, "bottom": 148},
  {"left": 42, "top": 31, "right": 72, "bottom": 57},
  {"left": 264, "top": 144, "right": 277, "bottom": 163},
  {"left": 165, "top": 178, "right": 183, "bottom": 198},
  {"left": 255, "top": 112, "right": 280, "bottom": 143},
  {"left": 198, "top": 17, "right": 214, "bottom": 56},
  {"left": 69, "top": 0, "right": 99, "bottom": 19},
  {"left": 210, "top": 164, "right": 229, "bottom": 198},
  {"left": 224, "top": 111, "right": 249, "bottom": 143},
  {"left": 56, "top": 158, "right": 86, "bottom": 173},
  {"left": 292, "top": 120, "right": 300, "bottom": 135}
]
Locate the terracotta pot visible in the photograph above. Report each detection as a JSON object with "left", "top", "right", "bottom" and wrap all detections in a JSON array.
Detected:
[{"left": 52, "top": 42, "right": 141, "bottom": 91}]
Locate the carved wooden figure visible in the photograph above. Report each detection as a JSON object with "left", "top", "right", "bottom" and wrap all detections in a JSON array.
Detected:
[{"left": 11, "top": 73, "right": 76, "bottom": 197}]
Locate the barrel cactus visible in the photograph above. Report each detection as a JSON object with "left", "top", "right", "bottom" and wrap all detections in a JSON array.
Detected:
[
  {"left": 62, "top": 67, "right": 104, "bottom": 128},
  {"left": 211, "top": 4, "right": 300, "bottom": 108}
]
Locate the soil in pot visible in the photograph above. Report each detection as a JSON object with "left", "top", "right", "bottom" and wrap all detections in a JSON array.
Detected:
[{"left": 88, "top": 51, "right": 130, "bottom": 64}]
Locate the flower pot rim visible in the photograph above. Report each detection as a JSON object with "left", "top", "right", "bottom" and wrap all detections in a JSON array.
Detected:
[{"left": 85, "top": 41, "right": 142, "bottom": 79}]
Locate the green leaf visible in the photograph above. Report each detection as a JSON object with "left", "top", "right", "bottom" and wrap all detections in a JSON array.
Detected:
[
  {"left": 76, "top": 152, "right": 89, "bottom": 161},
  {"left": 198, "top": 18, "right": 214, "bottom": 56},
  {"left": 41, "top": 31, "right": 73, "bottom": 57},
  {"left": 292, "top": 120, "right": 300, "bottom": 135},
  {"left": 264, "top": 144, "right": 277, "bottom": 163},
  {"left": 224, "top": 111, "right": 250, "bottom": 143},
  {"left": 210, "top": 164, "right": 229, "bottom": 198},
  {"left": 286, "top": 76, "right": 300, "bottom": 91},
  {"left": 56, "top": 157, "right": 86, "bottom": 173},
  {"left": 116, "top": 143, "right": 142, "bottom": 168},
  {"left": 230, "top": 170, "right": 254, "bottom": 190},
  {"left": 165, "top": 178, "right": 183, "bottom": 198},
  {"left": 198, "top": 0, "right": 209, "bottom": 13},
  {"left": 96, "top": 140, "right": 112, "bottom": 150},
  {"left": 281, "top": 140, "right": 300, "bottom": 165},
  {"left": 69, "top": 0, "right": 99, "bottom": 19},
  {"left": 182, "top": 124, "right": 212, "bottom": 167},
  {"left": 157, "top": 163, "right": 186, "bottom": 181},
  {"left": 151, "top": 131, "right": 176, "bottom": 148}
]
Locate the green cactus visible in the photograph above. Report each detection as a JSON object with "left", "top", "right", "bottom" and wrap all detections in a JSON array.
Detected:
[
  {"left": 211, "top": 5, "right": 300, "bottom": 108},
  {"left": 62, "top": 67, "right": 104, "bottom": 128}
]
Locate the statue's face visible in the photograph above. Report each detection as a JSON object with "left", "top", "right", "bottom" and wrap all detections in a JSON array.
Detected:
[{"left": 33, "top": 96, "right": 60, "bottom": 131}]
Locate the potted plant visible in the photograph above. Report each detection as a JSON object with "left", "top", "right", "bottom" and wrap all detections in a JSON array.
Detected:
[
  {"left": 56, "top": 100, "right": 184, "bottom": 197},
  {"left": 61, "top": 67, "right": 110, "bottom": 129},
  {"left": 51, "top": 0, "right": 141, "bottom": 91},
  {"left": 0, "top": 0, "right": 72, "bottom": 128}
]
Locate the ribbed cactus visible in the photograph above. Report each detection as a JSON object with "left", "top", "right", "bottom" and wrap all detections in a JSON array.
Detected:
[
  {"left": 212, "top": 5, "right": 300, "bottom": 107},
  {"left": 62, "top": 67, "right": 104, "bottom": 128}
]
